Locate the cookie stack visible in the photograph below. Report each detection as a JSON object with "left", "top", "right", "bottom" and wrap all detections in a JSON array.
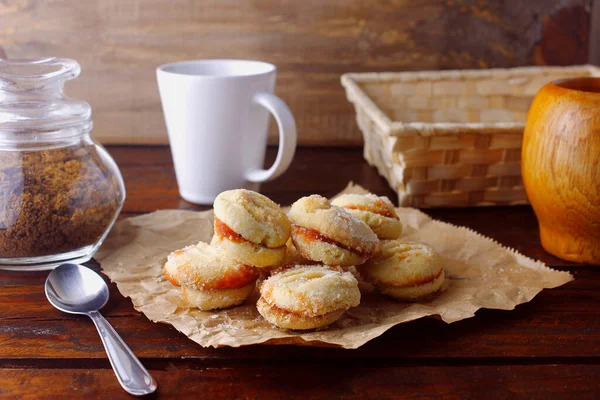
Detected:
[{"left": 164, "top": 189, "right": 445, "bottom": 331}]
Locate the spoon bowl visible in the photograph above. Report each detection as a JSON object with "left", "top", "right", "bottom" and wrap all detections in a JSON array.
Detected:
[
  {"left": 46, "top": 263, "right": 109, "bottom": 314},
  {"left": 45, "top": 263, "right": 157, "bottom": 396}
]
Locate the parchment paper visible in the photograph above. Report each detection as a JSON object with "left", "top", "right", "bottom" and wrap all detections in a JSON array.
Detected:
[{"left": 96, "top": 183, "right": 573, "bottom": 349}]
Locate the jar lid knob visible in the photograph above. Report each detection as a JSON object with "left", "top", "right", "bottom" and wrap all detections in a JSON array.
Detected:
[{"left": 0, "top": 58, "right": 80, "bottom": 90}]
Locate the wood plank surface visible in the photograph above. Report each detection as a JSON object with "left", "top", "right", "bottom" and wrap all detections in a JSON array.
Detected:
[
  {"left": 0, "top": 0, "right": 589, "bottom": 145},
  {"left": 1, "top": 301, "right": 599, "bottom": 361},
  {"left": 1, "top": 145, "right": 599, "bottom": 399},
  {"left": 2, "top": 365, "right": 600, "bottom": 400}
]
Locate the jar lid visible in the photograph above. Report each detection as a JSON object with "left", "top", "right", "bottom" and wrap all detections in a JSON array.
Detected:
[{"left": 0, "top": 58, "right": 91, "bottom": 133}]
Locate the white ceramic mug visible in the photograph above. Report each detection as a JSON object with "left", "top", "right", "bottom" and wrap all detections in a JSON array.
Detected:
[{"left": 156, "top": 59, "right": 296, "bottom": 204}]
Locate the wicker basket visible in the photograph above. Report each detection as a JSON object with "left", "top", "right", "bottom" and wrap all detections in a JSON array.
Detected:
[{"left": 341, "top": 65, "right": 600, "bottom": 208}]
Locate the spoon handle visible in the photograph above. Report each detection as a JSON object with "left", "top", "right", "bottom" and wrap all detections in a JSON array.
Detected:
[{"left": 88, "top": 310, "right": 157, "bottom": 396}]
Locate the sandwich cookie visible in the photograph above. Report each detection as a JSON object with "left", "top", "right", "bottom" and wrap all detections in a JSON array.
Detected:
[
  {"left": 288, "top": 195, "right": 379, "bottom": 266},
  {"left": 164, "top": 242, "right": 258, "bottom": 310},
  {"left": 358, "top": 240, "right": 444, "bottom": 300},
  {"left": 212, "top": 189, "right": 290, "bottom": 268},
  {"left": 257, "top": 264, "right": 361, "bottom": 330}
]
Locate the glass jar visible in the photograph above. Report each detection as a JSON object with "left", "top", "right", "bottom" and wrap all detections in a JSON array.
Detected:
[{"left": 0, "top": 58, "right": 125, "bottom": 270}]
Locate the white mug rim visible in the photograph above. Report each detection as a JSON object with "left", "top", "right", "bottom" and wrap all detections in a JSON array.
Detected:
[{"left": 156, "top": 59, "right": 276, "bottom": 79}]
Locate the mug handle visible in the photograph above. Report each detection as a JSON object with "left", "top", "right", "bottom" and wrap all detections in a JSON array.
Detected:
[{"left": 245, "top": 91, "right": 297, "bottom": 182}]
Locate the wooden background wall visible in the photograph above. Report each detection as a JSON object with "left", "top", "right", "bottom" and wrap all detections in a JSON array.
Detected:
[{"left": 0, "top": 0, "right": 592, "bottom": 146}]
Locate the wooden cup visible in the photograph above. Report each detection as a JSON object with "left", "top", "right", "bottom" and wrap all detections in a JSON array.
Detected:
[{"left": 522, "top": 78, "right": 600, "bottom": 264}]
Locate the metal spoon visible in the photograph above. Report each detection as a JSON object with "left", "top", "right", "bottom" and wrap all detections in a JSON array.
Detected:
[{"left": 45, "top": 263, "right": 157, "bottom": 396}]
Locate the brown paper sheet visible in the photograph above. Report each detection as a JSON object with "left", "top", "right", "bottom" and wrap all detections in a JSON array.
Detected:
[{"left": 96, "top": 183, "right": 573, "bottom": 349}]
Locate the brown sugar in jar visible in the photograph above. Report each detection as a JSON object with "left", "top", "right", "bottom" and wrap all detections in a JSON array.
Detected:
[
  {"left": 0, "top": 144, "right": 122, "bottom": 258},
  {"left": 0, "top": 58, "right": 125, "bottom": 270}
]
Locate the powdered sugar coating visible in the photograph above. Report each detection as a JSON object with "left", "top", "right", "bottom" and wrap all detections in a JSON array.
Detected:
[
  {"left": 211, "top": 233, "right": 286, "bottom": 268},
  {"left": 332, "top": 194, "right": 403, "bottom": 240},
  {"left": 260, "top": 264, "right": 360, "bottom": 317},
  {"left": 182, "top": 284, "right": 255, "bottom": 311},
  {"left": 291, "top": 225, "right": 371, "bottom": 266},
  {"left": 164, "top": 241, "right": 258, "bottom": 291},
  {"left": 257, "top": 297, "right": 346, "bottom": 330},
  {"left": 214, "top": 189, "right": 290, "bottom": 248},
  {"left": 287, "top": 195, "right": 378, "bottom": 255},
  {"left": 358, "top": 240, "right": 444, "bottom": 299},
  {"left": 379, "top": 271, "right": 445, "bottom": 300}
]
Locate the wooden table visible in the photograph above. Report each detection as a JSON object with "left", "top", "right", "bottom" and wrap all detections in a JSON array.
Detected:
[{"left": 2, "top": 146, "right": 599, "bottom": 399}]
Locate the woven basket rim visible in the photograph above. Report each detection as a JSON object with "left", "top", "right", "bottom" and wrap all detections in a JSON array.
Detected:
[
  {"left": 341, "top": 64, "right": 600, "bottom": 83},
  {"left": 388, "top": 121, "right": 524, "bottom": 136},
  {"left": 340, "top": 64, "right": 600, "bottom": 136}
]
